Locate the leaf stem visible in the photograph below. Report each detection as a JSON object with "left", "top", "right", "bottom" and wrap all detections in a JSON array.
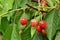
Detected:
[
  {"left": 37, "top": 0, "right": 41, "bottom": 11},
  {"left": 40, "top": 12, "right": 43, "bottom": 20},
  {"left": 39, "top": 6, "right": 56, "bottom": 8},
  {"left": 38, "top": 0, "right": 41, "bottom": 6}
]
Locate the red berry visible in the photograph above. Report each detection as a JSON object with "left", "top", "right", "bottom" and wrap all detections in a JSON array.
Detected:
[
  {"left": 41, "top": 29, "right": 46, "bottom": 36},
  {"left": 41, "top": 0, "right": 47, "bottom": 4},
  {"left": 20, "top": 17, "right": 27, "bottom": 25},
  {"left": 39, "top": 20, "right": 46, "bottom": 29},
  {"left": 30, "top": 19, "right": 38, "bottom": 27},
  {"left": 36, "top": 25, "right": 41, "bottom": 32}
]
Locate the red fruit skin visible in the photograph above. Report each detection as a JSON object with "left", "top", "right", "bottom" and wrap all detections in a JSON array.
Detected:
[
  {"left": 36, "top": 25, "right": 41, "bottom": 32},
  {"left": 39, "top": 20, "right": 46, "bottom": 29},
  {"left": 41, "top": 29, "right": 46, "bottom": 36},
  {"left": 41, "top": 0, "right": 47, "bottom": 5},
  {"left": 30, "top": 19, "right": 38, "bottom": 27},
  {"left": 20, "top": 17, "right": 27, "bottom": 25}
]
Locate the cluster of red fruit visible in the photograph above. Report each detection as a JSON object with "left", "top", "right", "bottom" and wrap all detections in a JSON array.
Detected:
[
  {"left": 19, "top": 17, "right": 46, "bottom": 36},
  {"left": 30, "top": 19, "right": 46, "bottom": 36}
]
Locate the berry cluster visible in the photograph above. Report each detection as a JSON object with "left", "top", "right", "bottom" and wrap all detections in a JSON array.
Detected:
[
  {"left": 36, "top": 20, "right": 46, "bottom": 36},
  {"left": 30, "top": 19, "right": 46, "bottom": 36},
  {"left": 19, "top": 0, "right": 47, "bottom": 35},
  {"left": 19, "top": 17, "right": 46, "bottom": 36}
]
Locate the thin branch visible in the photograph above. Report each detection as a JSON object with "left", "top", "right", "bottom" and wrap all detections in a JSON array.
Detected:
[
  {"left": 31, "top": 0, "right": 38, "bottom": 3},
  {"left": 0, "top": 8, "right": 23, "bottom": 17},
  {"left": 31, "top": 0, "right": 41, "bottom": 3},
  {"left": 37, "top": 0, "right": 41, "bottom": 11},
  {"left": 26, "top": 3, "right": 47, "bottom": 13}
]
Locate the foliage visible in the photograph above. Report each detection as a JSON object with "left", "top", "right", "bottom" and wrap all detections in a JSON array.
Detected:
[{"left": 0, "top": 0, "right": 60, "bottom": 40}]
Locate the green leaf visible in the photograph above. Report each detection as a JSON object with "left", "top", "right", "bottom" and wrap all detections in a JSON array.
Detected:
[
  {"left": 17, "top": 22, "right": 26, "bottom": 31},
  {"left": 32, "top": 31, "right": 48, "bottom": 40},
  {"left": 2, "top": 12, "right": 15, "bottom": 21},
  {"left": 55, "top": 31, "right": 60, "bottom": 40},
  {"left": 57, "top": 9, "right": 60, "bottom": 30},
  {"left": 21, "top": 25, "right": 31, "bottom": 40},
  {"left": 1, "top": 17, "right": 9, "bottom": 33},
  {"left": 33, "top": 31, "right": 43, "bottom": 40},
  {"left": 0, "top": 17, "right": 1, "bottom": 26},
  {"left": 25, "top": 9, "right": 33, "bottom": 20},
  {"left": 0, "top": 0, "right": 14, "bottom": 11},
  {"left": 2, "top": 24, "right": 21, "bottom": 40},
  {"left": 19, "top": 0, "right": 28, "bottom": 8},
  {"left": 0, "top": 0, "right": 14, "bottom": 17},
  {"left": 14, "top": 0, "right": 28, "bottom": 8},
  {"left": 46, "top": 0, "right": 56, "bottom": 6},
  {"left": 31, "top": 27, "right": 36, "bottom": 38},
  {"left": 15, "top": 10, "right": 23, "bottom": 23},
  {"left": 44, "top": 9, "right": 60, "bottom": 40},
  {"left": 0, "top": 17, "right": 1, "bottom": 25}
]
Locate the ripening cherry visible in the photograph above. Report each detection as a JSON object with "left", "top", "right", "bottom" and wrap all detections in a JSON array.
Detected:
[
  {"left": 39, "top": 20, "right": 46, "bottom": 29},
  {"left": 30, "top": 19, "right": 38, "bottom": 27},
  {"left": 41, "top": 0, "right": 47, "bottom": 5},
  {"left": 36, "top": 25, "right": 41, "bottom": 32},
  {"left": 19, "top": 17, "right": 27, "bottom": 25},
  {"left": 41, "top": 29, "right": 46, "bottom": 36}
]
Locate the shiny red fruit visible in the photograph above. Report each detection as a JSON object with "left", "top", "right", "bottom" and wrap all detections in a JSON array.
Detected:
[
  {"left": 20, "top": 17, "right": 27, "bottom": 25},
  {"left": 41, "top": 29, "right": 46, "bottom": 36},
  {"left": 36, "top": 25, "right": 41, "bottom": 32},
  {"left": 41, "top": 0, "right": 47, "bottom": 5},
  {"left": 39, "top": 20, "right": 46, "bottom": 29},
  {"left": 30, "top": 19, "right": 38, "bottom": 27}
]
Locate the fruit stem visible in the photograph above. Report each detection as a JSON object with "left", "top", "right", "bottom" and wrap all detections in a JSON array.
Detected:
[
  {"left": 21, "top": 9, "right": 26, "bottom": 18},
  {"left": 41, "top": 6, "right": 55, "bottom": 8},
  {"left": 38, "top": 0, "right": 41, "bottom": 6},
  {"left": 23, "top": 9, "right": 25, "bottom": 14},
  {"left": 37, "top": 0, "right": 41, "bottom": 11},
  {"left": 41, "top": 14, "right": 43, "bottom": 20}
]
